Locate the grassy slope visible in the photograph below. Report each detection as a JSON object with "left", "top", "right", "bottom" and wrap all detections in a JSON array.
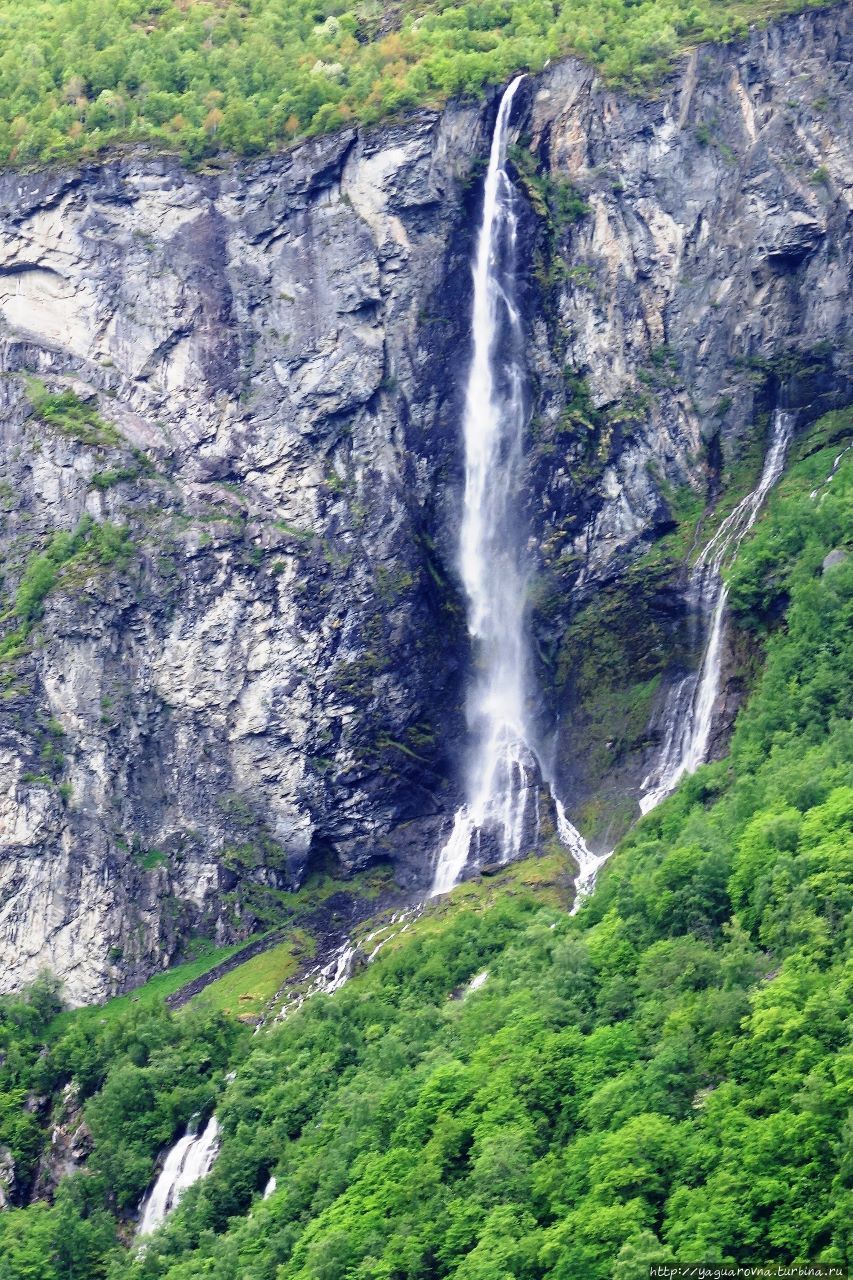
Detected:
[
  {"left": 192, "top": 938, "right": 304, "bottom": 1020},
  {"left": 47, "top": 863, "right": 398, "bottom": 1029},
  {"left": 0, "top": 0, "right": 831, "bottom": 167},
  {"left": 46, "top": 941, "right": 254, "bottom": 1034},
  {"left": 0, "top": 407, "right": 847, "bottom": 1279}
]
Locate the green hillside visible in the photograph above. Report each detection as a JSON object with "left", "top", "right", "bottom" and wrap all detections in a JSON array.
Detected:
[
  {"left": 0, "top": 408, "right": 848, "bottom": 1278},
  {"left": 0, "top": 0, "right": 826, "bottom": 167}
]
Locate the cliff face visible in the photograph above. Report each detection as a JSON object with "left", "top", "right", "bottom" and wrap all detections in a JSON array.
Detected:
[
  {"left": 0, "top": 7, "right": 849, "bottom": 1002},
  {"left": 520, "top": 7, "right": 851, "bottom": 844}
]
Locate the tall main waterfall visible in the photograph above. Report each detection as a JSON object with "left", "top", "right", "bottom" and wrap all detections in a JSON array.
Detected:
[
  {"left": 639, "top": 409, "right": 794, "bottom": 814},
  {"left": 431, "top": 78, "right": 594, "bottom": 896}
]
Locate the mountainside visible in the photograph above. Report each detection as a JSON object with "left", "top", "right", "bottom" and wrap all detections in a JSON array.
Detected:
[
  {"left": 0, "top": 0, "right": 850, "bottom": 1273},
  {"left": 0, "top": 403, "right": 848, "bottom": 1275},
  {"left": 0, "top": 6, "right": 850, "bottom": 1003}
]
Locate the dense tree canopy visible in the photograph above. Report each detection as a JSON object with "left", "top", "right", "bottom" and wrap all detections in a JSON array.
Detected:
[{"left": 0, "top": 0, "right": 825, "bottom": 166}]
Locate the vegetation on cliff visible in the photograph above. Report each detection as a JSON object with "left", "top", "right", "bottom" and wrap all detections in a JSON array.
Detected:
[
  {"left": 0, "top": 408, "right": 848, "bottom": 1277},
  {"left": 0, "top": 0, "right": 828, "bottom": 166}
]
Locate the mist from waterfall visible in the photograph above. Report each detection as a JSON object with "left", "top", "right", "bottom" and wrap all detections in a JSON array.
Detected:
[
  {"left": 639, "top": 409, "right": 794, "bottom": 815},
  {"left": 431, "top": 77, "right": 591, "bottom": 897}
]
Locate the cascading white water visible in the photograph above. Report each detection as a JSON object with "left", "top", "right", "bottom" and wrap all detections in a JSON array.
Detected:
[
  {"left": 810, "top": 443, "right": 850, "bottom": 498},
  {"left": 431, "top": 75, "right": 531, "bottom": 894},
  {"left": 639, "top": 409, "right": 794, "bottom": 815},
  {"left": 137, "top": 1115, "right": 220, "bottom": 1237},
  {"left": 264, "top": 912, "right": 424, "bottom": 1027},
  {"left": 270, "top": 939, "right": 357, "bottom": 1024},
  {"left": 431, "top": 76, "right": 592, "bottom": 897},
  {"left": 555, "top": 799, "right": 610, "bottom": 913}
]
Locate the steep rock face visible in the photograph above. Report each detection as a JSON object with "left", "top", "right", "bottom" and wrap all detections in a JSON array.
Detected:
[
  {"left": 518, "top": 7, "right": 851, "bottom": 844},
  {"left": 0, "top": 7, "right": 849, "bottom": 1000},
  {"left": 0, "top": 115, "right": 484, "bottom": 1001}
]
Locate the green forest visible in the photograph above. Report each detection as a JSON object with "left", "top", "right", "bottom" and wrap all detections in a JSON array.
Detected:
[
  {"left": 0, "top": 408, "right": 849, "bottom": 1278},
  {"left": 0, "top": 0, "right": 828, "bottom": 166}
]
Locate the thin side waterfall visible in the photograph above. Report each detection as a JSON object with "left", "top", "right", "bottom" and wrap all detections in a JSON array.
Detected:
[
  {"left": 810, "top": 443, "right": 850, "bottom": 498},
  {"left": 639, "top": 409, "right": 794, "bottom": 815},
  {"left": 137, "top": 1115, "right": 220, "bottom": 1237},
  {"left": 431, "top": 77, "right": 592, "bottom": 897},
  {"left": 555, "top": 799, "right": 610, "bottom": 914},
  {"left": 268, "top": 913, "right": 421, "bottom": 1027}
]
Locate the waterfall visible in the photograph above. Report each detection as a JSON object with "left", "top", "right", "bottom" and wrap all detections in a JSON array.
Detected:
[
  {"left": 137, "top": 1115, "right": 220, "bottom": 1237},
  {"left": 810, "top": 443, "right": 850, "bottom": 498},
  {"left": 270, "top": 938, "right": 359, "bottom": 1024},
  {"left": 431, "top": 76, "right": 592, "bottom": 897},
  {"left": 639, "top": 409, "right": 794, "bottom": 815},
  {"left": 555, "top": 799, "right": 610, "bottom": 914}
]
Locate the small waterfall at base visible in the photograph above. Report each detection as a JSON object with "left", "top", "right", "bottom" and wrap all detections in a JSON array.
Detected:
[
  {"left": 137, "top": 1115, "right": 220, "bottom": 1237},
  {"left": 639, "top": 409, "right": 794, "bottom": 816},
  {"left": 555, "top": 799, "right": 610, "bottom": 913},
  {"left": 430, "top": 75, "right": 592, "bottom": 898}
]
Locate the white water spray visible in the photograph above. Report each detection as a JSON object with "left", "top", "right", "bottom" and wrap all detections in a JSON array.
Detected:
[
  {"left": 431, "top": 77, "right": 592, "bottom": 897},
  {"left": 639, "top": 409, "right": 794, "bottom": 814},
  {"left": 137, "top": 1115, "right": 220, "bottom": 1237}
]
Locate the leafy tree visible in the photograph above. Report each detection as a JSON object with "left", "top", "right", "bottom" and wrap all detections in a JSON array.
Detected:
[{"left": 0, "top": 0, "right": 823, "bottom": 166}]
